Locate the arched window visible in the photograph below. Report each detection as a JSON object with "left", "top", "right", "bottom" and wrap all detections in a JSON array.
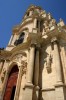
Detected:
[{"left": 14, "top": 32, "right": 25, "bottom": 46}]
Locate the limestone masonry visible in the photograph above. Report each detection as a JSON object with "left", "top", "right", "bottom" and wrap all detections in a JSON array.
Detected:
[{"left": 0, "top": 5, "right": 66, "bottom": 100}]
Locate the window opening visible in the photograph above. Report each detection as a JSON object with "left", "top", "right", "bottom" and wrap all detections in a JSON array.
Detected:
[
  {"left": 36, "top": 20, "right": 39, "bottom": 28},
  {"left": 14, "top": 32, "right": 25, "bottom": 46},
  {"left": 40, "top": 20, "right": 44, "bottom": 32}
]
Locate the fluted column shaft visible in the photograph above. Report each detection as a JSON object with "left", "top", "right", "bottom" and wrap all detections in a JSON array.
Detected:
[
  {"left": 27, "top": 45, "right": 35, "bottom": 84},
  {"left": 53, "top": 40, "right": 63, "bottom": 84}
]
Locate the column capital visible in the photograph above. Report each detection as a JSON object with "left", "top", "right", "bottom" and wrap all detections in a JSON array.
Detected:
[
  {"left": 51, "top": 37, "right": 58, "bottom": 43},
  {"left": 30, "top": 42, "right": 36, "bottom": 48},
  {"left": 36, "top": 44, "right": 41, "bottom": 50}
]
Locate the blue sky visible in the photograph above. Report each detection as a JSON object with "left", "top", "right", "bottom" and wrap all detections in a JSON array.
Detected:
[{"left": 0, "top": 0, "right": 66, "bottom": 48}]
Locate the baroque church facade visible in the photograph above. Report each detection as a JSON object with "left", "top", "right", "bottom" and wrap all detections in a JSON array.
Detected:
[{"left": 0, "top": 5, "right": 66, "bottom": 100}]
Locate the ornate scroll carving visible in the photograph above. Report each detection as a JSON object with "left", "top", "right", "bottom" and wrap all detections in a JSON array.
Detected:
[{"left": 21, "top": 60, "right": 27, "bottom": 75}]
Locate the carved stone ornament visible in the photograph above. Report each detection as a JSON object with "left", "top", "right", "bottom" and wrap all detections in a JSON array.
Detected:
[
  {"left": 1, "top": 69, "right": 6, "bottom": 83},
  {"left": 12, "top": 54, "right": 23, "bottom": 63},
  {"left": 46, "top": 54, "right": 52, "bottom": 73},
  {"left": 21, "top": 60, "right": 27, "bottom": 75}
]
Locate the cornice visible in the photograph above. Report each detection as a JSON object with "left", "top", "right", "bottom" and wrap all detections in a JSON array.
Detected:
[
  {"left": 12, "top": 17, "right": 33, "bottom": 35},
  {"left": 10, "top": 50, "right": 27, "bottom": 61},
  {"left": 0, "top": 50, "right": 12, "bottom": 61},
  {"left": 41, "top": 26, "right": 66, "bottom": 46},
  {"left": 0, "top": 42, "right": 30, "bottom": 60},
  {"left": 1, "top": 25, "right": 66, "bottom": 60}
]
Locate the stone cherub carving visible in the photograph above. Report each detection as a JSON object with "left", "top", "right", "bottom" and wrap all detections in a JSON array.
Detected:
[{"left": 46, "top": 54, "right": 52, "bottom": 73}]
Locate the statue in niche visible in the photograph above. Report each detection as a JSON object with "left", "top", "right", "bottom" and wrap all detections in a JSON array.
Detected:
[{"left": 46, "top": 54, "right": 52, "bottom": 73}]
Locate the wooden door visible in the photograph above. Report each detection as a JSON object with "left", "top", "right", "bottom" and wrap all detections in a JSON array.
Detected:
[{"left": 3, "top": 65, "right": 19, "bottom": 100}]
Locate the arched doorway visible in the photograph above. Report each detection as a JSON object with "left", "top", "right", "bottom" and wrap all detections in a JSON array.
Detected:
[{"left": 3, "top": 65, "right": 19, "bottom": 100}]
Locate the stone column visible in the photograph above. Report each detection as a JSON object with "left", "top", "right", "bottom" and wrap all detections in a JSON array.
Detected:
[
  {"left": 27, "top": 44, "right": 35, "bottom": 84},
  {"left": 14, "top": 65, "right": 23, "bottom": 100},
  {"left": 34, "top": 48, "right": 39, "bottom": 86},
  {"left": 33, "top": 47, "right": 40, "bottom": 100},
  {"left": 24, "top": 44, "right": 35, "bottom": 100},
  {"left": 52, "top": 38, "right": 63, "bottom": 84}
]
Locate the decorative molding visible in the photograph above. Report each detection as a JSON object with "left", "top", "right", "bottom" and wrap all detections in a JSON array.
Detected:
[
  {"left": 21, "top": 60, "right": 27, "bottom": 75},
  {"left": 1, "top": 69, "right": 6, "bottom": 83},
  {"left": 51, "top": 37, "right": 57, "bottom": 43},
  {"left": 11, "top": 54, "right": 23, "bottom": 63}
]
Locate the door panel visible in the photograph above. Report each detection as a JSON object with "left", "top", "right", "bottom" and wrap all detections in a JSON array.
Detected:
[{"left": 3, "top": 66, "right": 18, "bottom": 100}]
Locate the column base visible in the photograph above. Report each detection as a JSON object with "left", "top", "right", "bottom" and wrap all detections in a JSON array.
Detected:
[
  {"left": 25, "top": 82, "right": 34, "bottom": 88},
  {"left": 22, "top": 82, "right": 34, "bottom": 100},
  {"left": 41, "top": 87, "right": 55, "bottom": 100},
  {"left": 33, "top": 86, "right": 40, "bottom": 100},
  {"left": 55, "top": 81, "right": 63, "bottom": 86},
  {"left": 55, "top": 83, "right": 66, "bottom": 100}
]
